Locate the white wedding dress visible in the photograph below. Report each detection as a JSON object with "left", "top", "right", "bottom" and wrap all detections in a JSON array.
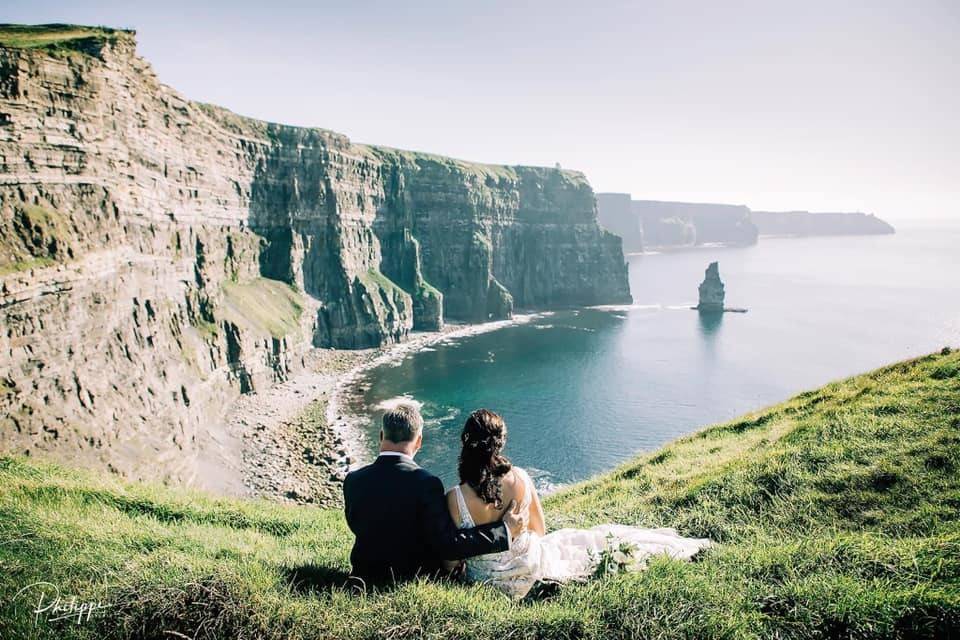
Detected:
[{"left": 452, "top": 467, "right": 711, "bottom": 599}]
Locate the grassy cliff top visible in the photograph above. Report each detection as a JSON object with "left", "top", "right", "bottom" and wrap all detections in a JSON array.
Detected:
[
  {"left": 0, "top": 24, "right": 586, "bottom": 182},
  {"left": 1, "top": 349, "right": 958, "bottom": 638},
  {"left": 0, "top": 23, "right": 134, "bottom": 55},
  {"left": 366, "top": 144, "right": 592, "bottom": 187}
]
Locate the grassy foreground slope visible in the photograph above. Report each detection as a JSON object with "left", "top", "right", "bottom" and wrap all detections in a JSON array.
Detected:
[{"left": 1, "top": 350, "right": 958, "bottom": 639}]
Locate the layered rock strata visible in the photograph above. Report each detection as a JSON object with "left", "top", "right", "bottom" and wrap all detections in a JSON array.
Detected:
[{"left": 0, "top": 26, "right": 630, "bottom": 486}]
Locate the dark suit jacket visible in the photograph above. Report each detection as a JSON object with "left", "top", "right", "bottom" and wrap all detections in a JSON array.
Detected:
[{"left": 343, "top": 453, "right": 510, "bottom": 585}]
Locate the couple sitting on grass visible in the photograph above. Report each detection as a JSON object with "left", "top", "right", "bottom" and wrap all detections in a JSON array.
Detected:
[{"left": 343, "top": 404, "right": 711, "bottom": 599}]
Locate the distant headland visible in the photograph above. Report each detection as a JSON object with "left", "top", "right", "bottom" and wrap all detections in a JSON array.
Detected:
[{"left": 597, "top": 193, "right": 895, "bottom": 253}]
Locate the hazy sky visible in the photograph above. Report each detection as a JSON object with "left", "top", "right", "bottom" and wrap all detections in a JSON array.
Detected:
[{"left": 6, "top": 1, "right": 959, "bottom": 221}]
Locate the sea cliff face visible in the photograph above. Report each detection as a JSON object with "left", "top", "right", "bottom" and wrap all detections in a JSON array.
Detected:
[{"left": 0, "top": 27, "right": 630, "bottom": 485}]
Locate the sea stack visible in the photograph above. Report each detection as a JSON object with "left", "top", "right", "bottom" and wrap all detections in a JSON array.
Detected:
[{"left": 697, "top": 262, "right": 725, "bottom": 311}]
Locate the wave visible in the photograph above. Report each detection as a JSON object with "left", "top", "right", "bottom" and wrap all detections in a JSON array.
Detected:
[
  {"left": 326, "top": 312, "right": 557, "bottom": 469},
  {"left": 373, "top": 395, "right": 423, "bottom": 412},
  {"left": 524, "top": 466, "right": 565, "bottom": 496},
  {"left": 589, "top": 302, "right": 699, "bottom": 313},
  {"left": 588, "top": 303, "right": 663, "bottom": 312},
  {"left": 423, "top": 404, "right": 462, "bottom": 427}
]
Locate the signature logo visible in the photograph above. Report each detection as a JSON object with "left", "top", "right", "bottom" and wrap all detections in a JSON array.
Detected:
[{"left": 13, "top": 582, "right": 112, "bottom": 626}]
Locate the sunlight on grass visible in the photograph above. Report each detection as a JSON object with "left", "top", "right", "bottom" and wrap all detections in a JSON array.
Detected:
[
  {"left": 1, "top": 350, "right": 958, "bottom": 638},
  {"left": 221, "top": 278, "right": 304, "bottom": 338}
]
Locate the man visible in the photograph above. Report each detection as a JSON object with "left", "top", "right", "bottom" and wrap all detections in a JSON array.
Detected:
[{"left": 343, "top": 403, "right": 526, "bottom": 586}]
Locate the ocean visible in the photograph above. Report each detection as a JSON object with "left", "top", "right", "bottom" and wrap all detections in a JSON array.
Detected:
[{"left": 344, "top": 221, "right": 960, "bottom": 490}]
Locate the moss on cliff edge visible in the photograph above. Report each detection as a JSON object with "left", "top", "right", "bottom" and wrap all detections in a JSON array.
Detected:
[
  {"left": 359, "top": 268, "right": 407, "bottom": 299},
  {"left": 221, "top": 278, "right": 304, "bottom": 339},
  {"left": 1, "top": 350, "right": 958, "bottom": 638}
]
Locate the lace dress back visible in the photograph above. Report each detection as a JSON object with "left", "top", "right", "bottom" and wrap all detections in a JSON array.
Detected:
[
  {"left": 452, "top": 466, "right": 712, "bottom": 600},
  {"left": 453, "top": 468, "right": 542, "bottom": 598}
]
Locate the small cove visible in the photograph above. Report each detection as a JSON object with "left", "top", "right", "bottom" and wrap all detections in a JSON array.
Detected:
[{"left": 342, "top": 223, "right": 960, "bottom": 490}]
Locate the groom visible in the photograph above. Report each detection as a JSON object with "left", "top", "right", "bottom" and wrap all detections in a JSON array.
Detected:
[{"left": 343, "top": 403, "right": 525, "bottom": 585}]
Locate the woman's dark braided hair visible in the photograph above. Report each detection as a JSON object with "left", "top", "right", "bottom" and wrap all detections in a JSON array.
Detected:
[{"left": 458, "top": 409, "right": 512, "bottom": 508}]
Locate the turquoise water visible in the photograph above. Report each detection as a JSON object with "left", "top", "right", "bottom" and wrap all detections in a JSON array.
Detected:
[{"left": 346, "top": 222, "right": 960, "bottom": 490}]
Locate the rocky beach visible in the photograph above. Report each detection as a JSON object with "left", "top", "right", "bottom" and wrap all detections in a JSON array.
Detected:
[{"left": 207, "top": 314, "right": 546, "bottom": 507}]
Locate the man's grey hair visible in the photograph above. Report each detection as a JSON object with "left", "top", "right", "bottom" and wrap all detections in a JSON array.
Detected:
[{"left": 381, "top": 403, "right": 423, "bottom": 443}]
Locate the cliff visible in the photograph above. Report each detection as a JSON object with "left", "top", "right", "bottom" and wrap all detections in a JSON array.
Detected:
[
  {"left": 752, "top": 210, "right": 896, "bottom": 237},
  {"left": 0, "top": 25, "right": 630, "bottom": 485},
  {"left": 597, "top": 193, "right": 896, "bottom": 251},
  {"left": 633, "top": 200, "right": 758, "bottom": 248},
  {"left": 595, "top": 192, "right": 643, "bottom": 252},
  {"left": 596, "top": 194, "right": 758, "bottom": 250},
  {"left": 2, "top": 348, "right": 957, "bottom": 637}
]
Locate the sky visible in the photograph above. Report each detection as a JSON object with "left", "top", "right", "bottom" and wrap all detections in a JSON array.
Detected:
[{"left": 5, "top": 0, "right": 959, "bottom": 222}]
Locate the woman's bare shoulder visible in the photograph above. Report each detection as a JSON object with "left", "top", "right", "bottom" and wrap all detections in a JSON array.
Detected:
[
  {"left": 505, "top": 466, "right": 530, "bottom": 487},
  {"left": 500, "top": 467, "right": 526, "bottom": 501}
]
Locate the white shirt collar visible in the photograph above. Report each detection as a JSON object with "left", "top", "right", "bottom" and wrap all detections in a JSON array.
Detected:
[{"left": 378, "top": 451, "right": 415, "bottom": 463}]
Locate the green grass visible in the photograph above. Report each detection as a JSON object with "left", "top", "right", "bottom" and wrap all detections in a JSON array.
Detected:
[
  {"left": 415, "top": 279, "right": 442, "bottom": 302},
  {"left": 1, "top": 350, "right": 958, "bottom": 639},
  {"left": 1, "top": 204, "right": 75, "bottom": 274},
  {"left": 0, "top": 24, "right": 133, "bottom": 55},
  {"left": 359, "top": 268, "right": 407, "bottom": 300},
  {"left": 367, "top": 145, "right": 590, "bottom": 187},
  {"left": 191, "top": 318, "right": 220, "bottom": 340},
  {"left": 19, "top": 204, "right": 70, "bottom": 238},
  {"left": 0, "top": 256, "right": 56, "bottom": 276},
  {"left": 221, "top": 278, "right": 304, "bottom": 339}
]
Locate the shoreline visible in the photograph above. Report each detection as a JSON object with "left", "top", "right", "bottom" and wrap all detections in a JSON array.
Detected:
[
  {"left": 326, "top": 312, "right": 551, "bottom": 473},
  {"left": 225, "top": 313, "right": 547, "bottom": 507}
]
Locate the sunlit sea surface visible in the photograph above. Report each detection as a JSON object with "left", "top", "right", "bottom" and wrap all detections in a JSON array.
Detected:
[{"left": 345, "top": 222, "right": 960, "bottom": 491}]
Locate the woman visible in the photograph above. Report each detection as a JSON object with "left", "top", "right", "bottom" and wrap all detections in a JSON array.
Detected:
[{"left": 445, "top": 409, "right": 711, "bottom": 599}]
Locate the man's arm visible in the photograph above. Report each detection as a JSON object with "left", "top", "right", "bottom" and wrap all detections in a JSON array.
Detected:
[
  {"left": 342, "top": 473, "right": 356, "bottom": 533},
  {"left": 420, "top": 475, "right": 510, "bottom": 561}
]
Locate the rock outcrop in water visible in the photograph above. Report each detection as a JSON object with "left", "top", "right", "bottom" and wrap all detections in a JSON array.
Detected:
[
  {"left": 696, "top": 262, "right": 725, "bottom": 311},
  {"left": 597, "top": 194, "right": 895, "bottom": 251},
  {"left": 0, "top": 25, "right": 630, "bottom": 485}
]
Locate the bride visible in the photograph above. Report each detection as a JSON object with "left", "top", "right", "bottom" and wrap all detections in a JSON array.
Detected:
[{"left": 445, "top": 409, "right": 711, "bottom": 599}]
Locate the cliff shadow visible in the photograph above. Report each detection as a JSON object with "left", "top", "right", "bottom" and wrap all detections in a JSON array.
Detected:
[{"left": 247, "top": 125, "right": 358, "bottom": 347}]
